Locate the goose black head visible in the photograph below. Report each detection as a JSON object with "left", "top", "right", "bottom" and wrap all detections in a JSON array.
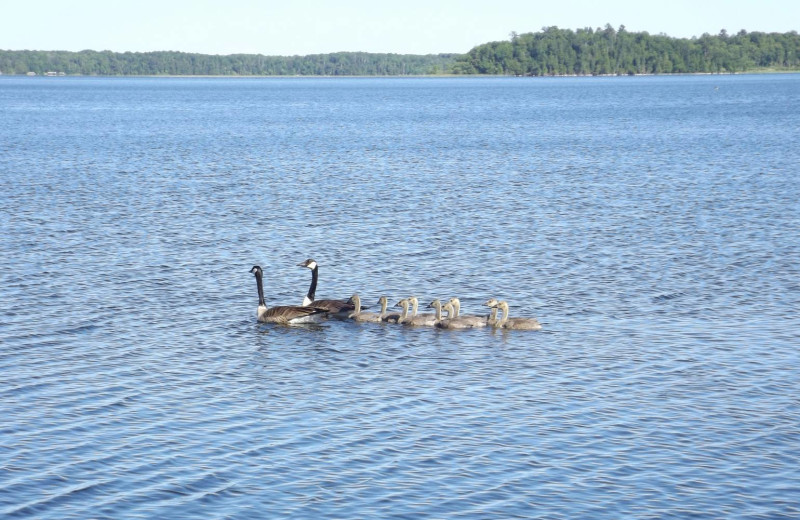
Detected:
[
  {"left": 250, "top": 265, "right": 262, "bottom": 276},
  {"left": 297, "top": 258, "right": 318, "bottom": 270}
]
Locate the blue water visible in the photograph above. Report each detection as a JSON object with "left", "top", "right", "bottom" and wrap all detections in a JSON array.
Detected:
[{"left": 1, "top": 75, "right": 799, "bottom": 519}]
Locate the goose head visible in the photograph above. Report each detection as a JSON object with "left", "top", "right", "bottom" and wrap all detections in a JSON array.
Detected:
[
  {"left": 484, "top": 298, "right": 500, "bottom": 308},
  {"left": 447, "top": 297, "right": 461, "bottom": 317},
  {"left": 297, "top": 258, "right": 318, "bottom": 270}
]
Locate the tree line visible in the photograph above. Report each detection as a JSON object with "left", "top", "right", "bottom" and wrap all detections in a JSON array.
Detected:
[
  {"left": 0, "top": 50, "right": 457, "bottom": 76},
  {"left": 452, "top": 25, "right": 800, "bottom": 75},
  {"left": 2, "top": 26, "right": 799, "bottom": 77}
]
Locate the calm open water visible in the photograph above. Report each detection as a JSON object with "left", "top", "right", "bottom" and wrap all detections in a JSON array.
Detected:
[{"left": 1, "top": 75, "right": 799, "bottom": 519}]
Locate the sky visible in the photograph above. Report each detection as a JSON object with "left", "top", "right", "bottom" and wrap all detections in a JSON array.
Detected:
[{"left": 3, "top": 0, "right": 799, "bottom": 56}]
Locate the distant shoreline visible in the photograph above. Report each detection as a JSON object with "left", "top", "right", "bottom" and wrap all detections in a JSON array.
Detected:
[
  {"left": 5, "top": 70, "right": 799, "bottom": 78},
  {"left": 3, "top": 27, "right": 799, "bottom": 76}
]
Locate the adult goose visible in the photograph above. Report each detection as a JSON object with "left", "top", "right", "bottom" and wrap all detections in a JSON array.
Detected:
[
  {"left": 250, "top": 266, "right": 329, "bottom": 324},
  {"left": 297, "top": 258, "right": 356, "bottom": 317}
]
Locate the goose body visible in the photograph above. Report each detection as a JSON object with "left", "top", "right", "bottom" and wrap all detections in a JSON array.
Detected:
[
  {"left": 250, "top": 266, "right": 328, "bottom": 324},
  {"left": 403, "top": 296, "right": 437, "bottom": 326},
  {"left": 347, "top": 294, "right": 384, "bottom": 323},
  {"left": 427, "top": 299, "right": 482, "bottom": 329},
  {"left": 447, "top": 297, "right": 491, "bottom": 327},
  {"left": 490, "top": 300, "right": 542, "bottom": 330},
  {"left": 373, "top": 295, "right": 401, "bottom": 323},
  {"left": 440, "top": 302, "right": 488, "bottom": 328},
  {"left": 297, "top": 258, "right": 356, "bottom": 317},
  {"left": 393, "top": 299, "right": 412, "bottom": 324},
  {"left": 377, "top": 296, "right": 402, "bottom": 323},
  {"left": 484, "top": 298, "right": 501, "bottom": 327}
]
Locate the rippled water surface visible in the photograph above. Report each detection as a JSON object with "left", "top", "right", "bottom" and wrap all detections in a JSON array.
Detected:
[{"left": 2, "top": 75, "right": 799, "bottom": 518}]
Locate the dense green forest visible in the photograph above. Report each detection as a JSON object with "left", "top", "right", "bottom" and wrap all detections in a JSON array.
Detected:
[
  {"left": 453, "top": 25, "right": 800, "bottom": 75},
  {"left": 0, "top": 50, "right": 456, "bottom": 76},
  {"left": 2, "top": 26, "right": 799, "bottom": 76}
]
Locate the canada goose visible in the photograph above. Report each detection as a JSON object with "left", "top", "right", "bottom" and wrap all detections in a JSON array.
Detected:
[
  {"left": 447, "top": 297, "right": 492, "bottom": 326},
  {"left": 249, "top": 266, "right": 329, "bottom": 324},
  {"left": 393, "top": 299, "right": 412, "bottom": 324},
  {"left": 441, "top": 302, "right": 488, "bottom": 328},
  {"left": 379, "top": 296, "right": 403, "bottom": 323},
  {"left": 297, "top": 258, "right": 356, "bottom": 317},
  {"left": 347, "top": 294, "right": 384, "bottom": 323},
  {"left": 403, "top": 296, "right": 437, "bottom": 326},
  {"left": 447, "top": 297, "right": 461, "bottom": 317},
  {"left": 482, "top": 298, "right": 501, "bottom": 327},
  {"left": 427, "top": 299, "right": 481, "bottom": 329},
  {"left": 494, "top": 300, "right": 542, "bottom": 330}
]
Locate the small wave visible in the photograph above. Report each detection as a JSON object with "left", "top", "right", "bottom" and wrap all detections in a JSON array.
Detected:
[{"left": 652, "top": 291, "right": 687, "bottom": 302}]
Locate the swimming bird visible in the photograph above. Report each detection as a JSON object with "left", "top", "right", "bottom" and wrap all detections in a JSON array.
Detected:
[
  {"left": 441, "top": 301, "right": 488, "bottom": 328},
  {"left": 447, "top": 297, "right": 462, "bottom": 317},
  {"left": 492, "top": 300, "right": 542, "bottom": 330},
  {"left": 403, "top": 296, "right": 437, "bottom": 326},
  {"left": 447, "top": 297, "right": 492, "bottom": 326},
  {"left": 347, "top": 294, "right": 383, "bottom": 323},
  {"left": 249, "top": 266, "right": 329, "bottom": 324},
  {"left": 297, "top": 258, "right": 356, "bottom": 317},
  {"left": 393, "top": 299, "right": 413, "bottom": 324},
  {"left": 379, "top": 296, "right": 403, "bottom": 323},
  {"left": 483, "top": 298, "right": 501, "bottom": 327},
  {"left": 427, "top": 299, "right": 482, "bottom": 329}
]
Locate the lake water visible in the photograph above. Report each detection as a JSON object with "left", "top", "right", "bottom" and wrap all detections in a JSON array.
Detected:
[{"left": 1, "top": 74, "right": 799, "bottom": 519}]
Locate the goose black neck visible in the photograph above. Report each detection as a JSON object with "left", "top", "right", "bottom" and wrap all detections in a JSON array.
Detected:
[
  {"left": 306, "top": 265, "right": 318, "bottom": 301},
  {"left": 254, "top": 270, "right": 266, "bottom": 307}
]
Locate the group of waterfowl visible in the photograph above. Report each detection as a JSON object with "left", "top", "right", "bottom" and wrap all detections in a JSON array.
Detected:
[{"left": 249, "top": 259, "right": 541, "bottom": 331}]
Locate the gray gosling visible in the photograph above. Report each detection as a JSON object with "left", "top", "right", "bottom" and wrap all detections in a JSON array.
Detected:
[
  {"left": 485, "top": 299, "right": 542, "bottom": 330},
  {"left": 347, "top": 294, "right": 384, "bottom": 323},
  {"left": 448, "top": 297, "right": 493, "bottom": 326},
  {"left": 378, "top": 296, "right": 403, "bottom": 323},
  {"left": 393, "top": 298, "right": 412, "bottom": 324},
  {"left": 404, "top": 296, "right": 438, "bottom": 326},
  {"left": 442, "top": 301, "right": 488, "bottom": 328},
  {"left": 428, "top": 299, "right": 486, "bottom": 329},
  {"left": 482, "top": 298, "right": 500, "bottom": 327}
]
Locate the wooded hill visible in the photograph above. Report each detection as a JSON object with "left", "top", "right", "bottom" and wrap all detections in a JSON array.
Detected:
[
  {"left": 0, "top": 50, "right": 456, "bottom": 76},
  {"left": 2, "top": 26, "right": 799, "bottom": 76},
  {"left": 453, "top": 26, "right": 800, "bottom": 75}
]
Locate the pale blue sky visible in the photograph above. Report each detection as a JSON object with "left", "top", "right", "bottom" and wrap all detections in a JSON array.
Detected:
[{"left": 3, "top": 0, "right": 798, "bottom": 55}]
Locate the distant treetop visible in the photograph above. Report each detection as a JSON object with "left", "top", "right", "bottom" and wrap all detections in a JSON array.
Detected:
[{"left": 2, "top": 26, "right": 798, "bottom": 76}]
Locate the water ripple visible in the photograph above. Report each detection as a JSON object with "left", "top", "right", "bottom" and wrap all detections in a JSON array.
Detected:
[{"left": 2, "top": 75, "right": 800, "bottom": 519}]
